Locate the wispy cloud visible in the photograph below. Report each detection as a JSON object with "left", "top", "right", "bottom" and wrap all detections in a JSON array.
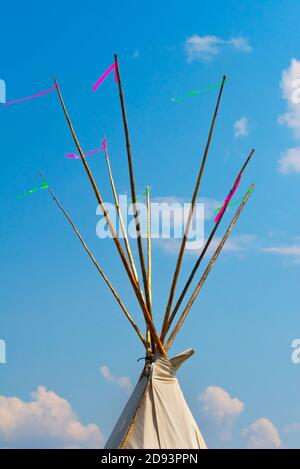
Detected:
[
  {"left": 185, "top": 35, "right": 252, "bottom": 63},
  {"left": 234, "top": 117, "right": 250, "bottom": 138},
  {"left": 156, "top": 233, "right": 256, "bottom": 258},
  {"left": 157, "top": 227, "right": 300, "bottom": 266},
  {"left": 198, "top": 386, "right": 244, "bottom": 441},
  {"left": 260, "top": 242, "right": 300, "bottom": 264},
  {"left": 100, "top": 366, "right": 131, "bottom": 393},
  {"left": 228, "top": 37, "right": 252, "bottom": 52},
  {"left": 0, "top": 387, "right": 103, "bottom": 449},
  {"left": 242, "top": 418, "right": 282, "bottom": 449},
  {"left": 211, "top": 234, "right": 256, "bottom": 253}
]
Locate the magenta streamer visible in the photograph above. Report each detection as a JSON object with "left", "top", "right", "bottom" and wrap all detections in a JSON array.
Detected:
[
  {"left": 66, "top": 137, "right": 107, "bottom": 159},
  {"left": 214, "top": 175, "right": 242, "bottom": 224},
  {"left": 3, "top": 85, "right": 58, "bottom": 106},
  {"left": 92, "top": 63, "right": 118, "bottom": 91}
]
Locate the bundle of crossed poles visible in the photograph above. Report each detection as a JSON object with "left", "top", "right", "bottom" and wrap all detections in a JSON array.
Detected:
[{"left": 41, "top": 54, "right": 255, "bottom": 360}]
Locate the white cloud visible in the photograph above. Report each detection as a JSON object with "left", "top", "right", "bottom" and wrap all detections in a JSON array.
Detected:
[
  {"left": 185, "top": 35, "right": 223, "bottom": 62},
  {"left": 198, "top": 386, "right": 244, "bottom": 440},
  {"left": 0, "top": 386, "right": 103, "bottom": 449},
  {"left": 278, "top": 59, "right": 300, "bottom": 175},
  {"left": 242, "top": 418, "right": 281, "bottom": 449},
  {"left": 278, "top": 147, "right": 300, "bottom": 174},
  {"left": 234, "top": 117, "right": 249, "bottom": 138},
  {"left": 185, "top": 35, "right": 252, "bottom": 63},
  {"left": 100, "top": 366, "right": 131, "bottom": 393},
  {"left": 278, "top": 58, "right": 300, "bottom": 138}
]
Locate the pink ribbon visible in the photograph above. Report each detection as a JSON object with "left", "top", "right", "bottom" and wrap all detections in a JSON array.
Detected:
[
  {"left": 2, "top": 84, "right": 58, "bottom": 106},
  {"left": 214, "top": 175, "right": 242, "bottom": 223},
  {"left": 92, "top": 63, "right": 118, "bottom": 91},
  {"left": 66, "top": 137, "right": 107, "bottom": 159}
]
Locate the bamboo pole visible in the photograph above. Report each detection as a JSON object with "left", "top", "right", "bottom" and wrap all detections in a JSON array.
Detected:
[
  {"left": 54, "top": 78, "right": 166, "bottom": 356},
  {"left": 165, "top": 183, "right": 254, "bottom": 352},
  {"left": 162, "top": 148, "right": 255, "bottom": 340},
  {"left": 145, "top": 185, "right": 154, "bottom": 356},
  {"left": 39, "top": 173, "right": 147, "bottom": 349},
  {"left": 114, "top": 54, "right": 152, "bottom": 321},
  {"left": 146, "top": 186, "right": 152, "bottom": 308},
  {"left": 104, "top": 140, "right": 139, "bottom": 282},
  {"left": 161, "top": 75, "right": 227, "bottom": 340}
]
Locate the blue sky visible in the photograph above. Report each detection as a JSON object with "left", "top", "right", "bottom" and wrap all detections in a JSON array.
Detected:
[{"left": 1, "top": 0, "right": 300, "bottom": 449}]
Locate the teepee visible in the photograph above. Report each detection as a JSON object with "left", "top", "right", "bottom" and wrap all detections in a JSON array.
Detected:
[
  {"left": 105, "top": 349, "right": 207, "bottom": 449},
  {"left": 47, "top": 55, "right": 254, "bottom": 449}
]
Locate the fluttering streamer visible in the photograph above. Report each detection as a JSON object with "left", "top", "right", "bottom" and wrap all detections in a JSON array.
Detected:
[
  {"left": 92, "top": 63, "right": 118, "bottom": 91},
  {"left": 214, "top": 175, "right": 242, "bottom": 223},
  {"left": 16, "top": 180, "right": 48, "bottom": 199},
  {"left": 66, "top": 137, "right": 107, "bottom": 159},
  {"left": 214, "top": 186, "right": 254, "bottom": 215},
  {"left": 3, "top": 85, "right": 58, "bottom": 106},
  {"left": 171, "top": 83, "right": 223, "bottom": 103},
  {"left": 127, "top": 190, "right": 148, "bottom": 206}
]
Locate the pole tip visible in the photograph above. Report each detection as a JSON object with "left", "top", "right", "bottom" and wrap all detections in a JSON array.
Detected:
[
  {"left": 114, "top": 53, "right": 118, "bottom": 61},
  {"left": 223, "top": 74, "right": 227, "bottom": 82}
]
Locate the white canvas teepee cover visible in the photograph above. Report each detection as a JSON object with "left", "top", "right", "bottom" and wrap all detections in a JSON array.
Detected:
[{"left": 105, "top": 349, "right": 207, "bottom": 449}]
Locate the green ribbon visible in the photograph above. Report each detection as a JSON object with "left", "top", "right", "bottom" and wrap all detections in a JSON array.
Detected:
[
  {"left": 16, "top": 180, "right": 48, "bottom": 199},
  {"left": 127, "top": 191, "right": 147, "bottom": 206},
  {"left": 214, "top": 186, "right": 253, "bottom": 215},
  {"left": 171, "top": 83, "right": 223, "bottom": 103}
]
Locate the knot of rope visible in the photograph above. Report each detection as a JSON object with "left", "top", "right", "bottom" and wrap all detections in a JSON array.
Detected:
[{"left": 137, "top": 355, "right": 153, "bottom": 363}]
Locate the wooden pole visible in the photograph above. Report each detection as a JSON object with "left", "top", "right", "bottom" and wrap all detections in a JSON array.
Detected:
[
  {"left": 165, "top": 183, "right": 254, "bottom": 352},
  {"left": 146, "top": 185, "right": 154, "bottom": 355},
  {"left": 161, "top": 75, "right": 227, "bottom": 340},
  {"left": 104, "top": 141, "right": 139, "bottom": 282},
  {"left": 39, "top": 173, "right": 147, "bottom": 349},
  {"left": 146, "top": 186, "right": 152, "bottom": 307},
  {"left": 114, "top": 54, "right": 152, "bottom": 321},
  {"left": 162, "top": 148, "right": 255, "bottom": 340},
  {"left": 54, "top": 79, "right": 166, "bottom": 356}
]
